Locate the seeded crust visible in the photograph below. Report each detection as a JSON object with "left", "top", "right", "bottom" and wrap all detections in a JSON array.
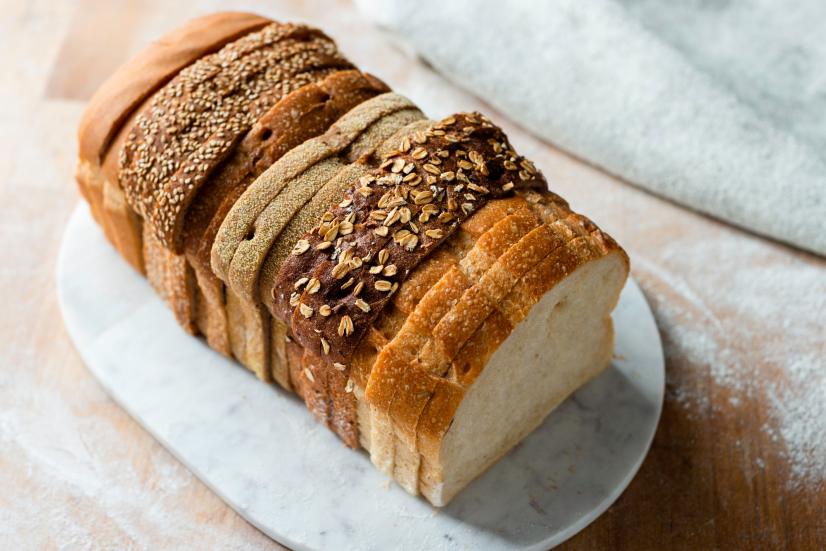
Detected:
[
  {"left": 256, "top": 118, "right": 435, "bottom": 309},
  {"left": 212, "top": 96, "right": 423, "bottom": 391},
  {"left": 119, "top": 22, "right": 354, "bottom": 252},
  {"left": 265, "top": 119, "right": 431, "bottom": 393},
  {"left": 75, "top": 12, "right": 272, "bottom": 271},
  {"left": 211, "top": 93, "right": 421, "bottom": 282},
  {"left": 274, "top": 113, "right": 546, "bottom": 365},
  {"left": 179, "top": 70, "right": 390, "bottom": 357}
]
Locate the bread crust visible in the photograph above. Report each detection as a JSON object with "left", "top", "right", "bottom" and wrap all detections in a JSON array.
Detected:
[
  {"left": 119, "top": 22, "right": 353, "bottom": 251},
  {"left": 78, "top": 12, "right": 271, "bottom": 165}
]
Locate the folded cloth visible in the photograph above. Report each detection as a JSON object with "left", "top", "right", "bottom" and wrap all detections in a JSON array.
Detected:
[{"left": 356, "top": 0, "right": 826, "bottom": 257}]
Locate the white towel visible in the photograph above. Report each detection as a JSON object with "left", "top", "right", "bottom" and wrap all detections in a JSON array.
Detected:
[{"left": 356, "top": 0, "right": 826, "bottom": 256}]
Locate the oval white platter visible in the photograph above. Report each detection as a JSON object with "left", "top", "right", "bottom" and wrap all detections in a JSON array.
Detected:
[{"left": 57, "top": 204, "right": 664, "bottom": 551}]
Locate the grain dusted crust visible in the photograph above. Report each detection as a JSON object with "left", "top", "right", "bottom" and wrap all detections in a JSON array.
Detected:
[
  {"left": 212, "top": 97, "right": 424, "bottom": 412},
  {"left": 211, "top": 92, "right": 422, "bottom": 284},
  {"left": 119, "top": 22, "right": 353, "bottom": 252},
  {"left": 273, "top": 113, "right": 548, "bottom": 364}
]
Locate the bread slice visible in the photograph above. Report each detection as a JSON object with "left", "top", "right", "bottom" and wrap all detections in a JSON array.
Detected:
[
  {"left": 212, "top": 94, "right": 424, "bottom": 386},
  {"left": 75, "top": 12, "right": 272, "bottom": 273},
  {"left": 142, "top": 221, "right": 198, "bottom": 334},
  {"left": 420, "top": 244, "right": 625, "bottom": 505},
  {"left": 181, "top": 70, "right": 390, "bottom": 357}
]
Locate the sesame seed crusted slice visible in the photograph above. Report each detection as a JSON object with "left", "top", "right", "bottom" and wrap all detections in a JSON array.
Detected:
[
  {"left": 275, "top": 112, "right": 548, "bottom": 364},
  {"left": 119, "top": 21, "right": 353, "bottom": 252}
]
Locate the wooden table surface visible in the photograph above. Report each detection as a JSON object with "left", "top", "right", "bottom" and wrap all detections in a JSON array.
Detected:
[{"left": 3, "top": 1, "right": 824, "bottom": 549}]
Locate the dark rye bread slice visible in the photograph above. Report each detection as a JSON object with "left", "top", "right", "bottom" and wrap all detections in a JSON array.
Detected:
[
  {"left": 255, "top": 118, "right": 436, "bottom": 310},
  {"left": 256, "top": 119, "right": 435, "bottom": 444},
  {"left": 75, "top": 12, "right": 272, "bottom": 271},
  {"left": 273, "top": 113, "right": 547, "bottom": 364},
  {"left": 211, "top": 94, "right": 423, "bottom": 385},
  {"left": 119, "top": 21, "right": 353, "bottom": 252},
  {"left": 180, "top": 70, "right": 390, "bottom": 356}
]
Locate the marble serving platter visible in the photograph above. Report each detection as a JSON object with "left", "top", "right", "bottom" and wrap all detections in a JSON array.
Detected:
[{"left": 57, "top": 204, "right": 664, "bottom": 551}]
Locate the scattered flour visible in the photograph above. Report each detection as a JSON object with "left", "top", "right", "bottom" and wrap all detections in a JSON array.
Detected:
[{"left": 633, "top": 234, "right": 826, "bottom": 490}]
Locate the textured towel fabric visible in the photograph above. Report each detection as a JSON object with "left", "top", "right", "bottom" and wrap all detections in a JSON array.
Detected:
[{"left": 356, "top": 0, "right": 826, "bottom": 257}]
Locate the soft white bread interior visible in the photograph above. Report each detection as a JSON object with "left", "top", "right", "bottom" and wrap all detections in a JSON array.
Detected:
[{"left": 421, "top": 249, "right": 625, "bottom": 505}]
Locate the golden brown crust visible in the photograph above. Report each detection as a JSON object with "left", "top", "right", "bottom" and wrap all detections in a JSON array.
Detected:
[{"left": 78, "top": 12, "right": 272, "bottom": 165}]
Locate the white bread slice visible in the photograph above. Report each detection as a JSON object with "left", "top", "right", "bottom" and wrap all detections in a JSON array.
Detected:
[{"left": 420, "top": 248, "right": 626, "bottom": 505}]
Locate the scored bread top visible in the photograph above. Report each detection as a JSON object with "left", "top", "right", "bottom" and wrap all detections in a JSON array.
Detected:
[
  {"left": 273, "top": 113, "right": 548, "bottom": 363},
  {"left": 181, "top": 70, "right": 390, "bottom": 280},
  {"left": 119, "top": 22, "right": 353, "bottom": 252},
  {"left": 78, "top": 12, "right": 271, "bottom": 166}
]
